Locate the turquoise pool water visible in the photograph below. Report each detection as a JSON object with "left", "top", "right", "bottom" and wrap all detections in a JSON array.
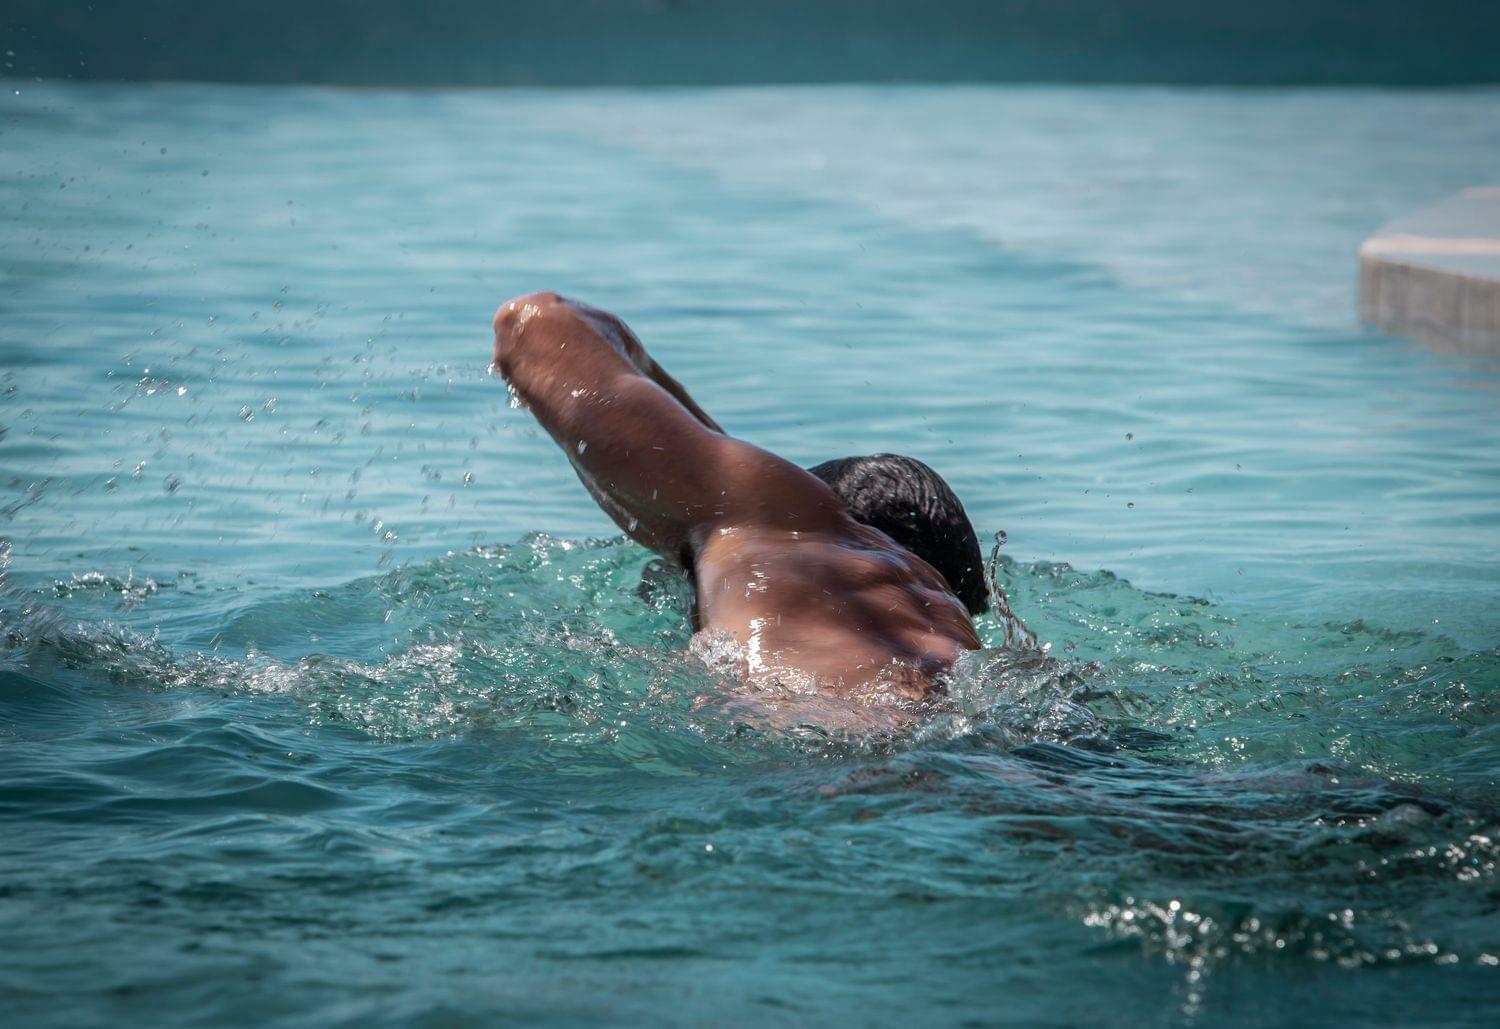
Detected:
[{"left": 3, "top": 82, "right": 1500, "bottom": 1025}]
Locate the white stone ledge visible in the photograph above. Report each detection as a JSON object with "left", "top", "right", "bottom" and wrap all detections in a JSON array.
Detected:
[{"left": 1359, "top": 188, "right": 1500, "bottom": 353}]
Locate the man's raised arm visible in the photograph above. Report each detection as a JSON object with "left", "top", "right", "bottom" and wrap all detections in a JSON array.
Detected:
[{"left": 492, "top": 292, "right": 845, "bottom": 566}]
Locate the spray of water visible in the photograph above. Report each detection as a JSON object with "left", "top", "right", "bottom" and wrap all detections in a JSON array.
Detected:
[{"left": 984, "top": 530, "right": 1042, "bottom": 652}]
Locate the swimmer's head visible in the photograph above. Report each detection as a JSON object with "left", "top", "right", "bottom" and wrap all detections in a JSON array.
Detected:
[{"left": 808, "top": 453, "right": 989, "bottom": 616}]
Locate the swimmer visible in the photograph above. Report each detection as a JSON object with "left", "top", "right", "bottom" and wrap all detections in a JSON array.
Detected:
[{"left": 492, "top": 292, "right": 988, "bottom": 703}]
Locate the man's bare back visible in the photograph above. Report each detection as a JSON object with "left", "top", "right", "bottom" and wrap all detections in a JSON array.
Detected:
[{"left": 492, "top": 292, "right": 980, "bottom": 700}]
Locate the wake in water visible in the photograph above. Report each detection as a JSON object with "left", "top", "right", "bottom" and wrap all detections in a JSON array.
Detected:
[
  {"left": 1, "top": 531, "right": 1088, "bottom": 750},
  {"left": 4, "top": 531, "right": 1492, "bottom": 766}
]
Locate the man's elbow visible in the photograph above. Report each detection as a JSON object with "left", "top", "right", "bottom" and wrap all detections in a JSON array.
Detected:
[
  {"left": 491, "top": 298, "right": 523, "bottom": 379},
  {"left": 491, "top": 292, "right": 551, "bottom": 380}
]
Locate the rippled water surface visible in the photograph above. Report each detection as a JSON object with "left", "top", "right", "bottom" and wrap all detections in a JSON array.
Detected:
[{"left": 3, "top": 83, "right": 1500, "bottom": 1026}]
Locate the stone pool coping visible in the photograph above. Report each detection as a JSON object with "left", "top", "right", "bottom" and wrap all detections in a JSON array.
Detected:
[{"left": 1359, "top": 187, "right": 1500, "bottom": 353}]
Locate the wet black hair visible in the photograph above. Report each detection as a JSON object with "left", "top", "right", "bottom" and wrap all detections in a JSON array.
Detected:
[{"left": 807, "top": 453, "right": 989, "bottom": 616}]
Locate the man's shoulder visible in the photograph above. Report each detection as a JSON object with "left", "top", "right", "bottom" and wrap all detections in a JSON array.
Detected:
[{"left": 696, "top": 521, "right": 935, "bottom": 589}]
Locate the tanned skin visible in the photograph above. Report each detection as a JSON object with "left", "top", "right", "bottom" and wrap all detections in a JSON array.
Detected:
[{"left": 492, "top": 292, "right": 980, "bottom": 700}]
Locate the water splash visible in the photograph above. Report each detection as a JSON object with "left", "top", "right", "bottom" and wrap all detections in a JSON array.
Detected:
[{"left": 984, "top": 529, "right": 1042, "bottom": 652}]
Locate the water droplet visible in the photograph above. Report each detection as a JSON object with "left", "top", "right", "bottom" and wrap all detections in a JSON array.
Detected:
[
  {"left": 239, "top": 405, "right": 254, "bottom": 421},
  {"left": 1127, "top": 501, "right": 1135, "bottom": 509},
  {"left": 462, "top": 471, "right": 474, "bottom": 486},
  {"left": 576, "top": 440, "right": 588, "bottom": 455}
]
